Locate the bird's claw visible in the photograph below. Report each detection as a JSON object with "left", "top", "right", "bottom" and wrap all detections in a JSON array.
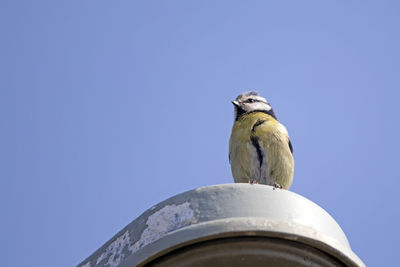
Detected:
[{"left": 273, "top": 183, "right": 282, "bottom": 190}]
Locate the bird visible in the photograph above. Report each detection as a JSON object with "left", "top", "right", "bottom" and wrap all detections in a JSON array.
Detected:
[{"left": 229, "top": 91, "right": 294, "bottom": 189}]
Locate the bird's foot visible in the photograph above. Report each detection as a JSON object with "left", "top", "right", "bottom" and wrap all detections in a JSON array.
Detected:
[
  {"left": 249, "top": 180, "right": 259, "bottom": 184},
  {"left": 273, "top": 183, "right": 282, "bottom": 190}
]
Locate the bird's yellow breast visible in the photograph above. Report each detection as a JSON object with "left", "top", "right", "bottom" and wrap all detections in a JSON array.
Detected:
[
  {"left": 230, "top": 112, "right": 282, "bottom": 144},
  {"left": 229, "top": 112, "right": 294, "bottom": 189}
]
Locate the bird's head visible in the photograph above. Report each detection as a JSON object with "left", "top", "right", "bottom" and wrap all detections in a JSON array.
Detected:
[{"left": 232, "top": 91, "right": 277, "bottom": 121}]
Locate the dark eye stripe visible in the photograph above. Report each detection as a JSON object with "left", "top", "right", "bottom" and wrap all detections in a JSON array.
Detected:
[{"left": 245, "top": 97, "right": 269, "bottom": 104}]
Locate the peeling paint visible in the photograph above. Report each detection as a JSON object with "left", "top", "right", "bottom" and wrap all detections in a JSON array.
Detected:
[
  {"left": 130, "top": 202, "right": 194, "bottom": 253},
  {"left": 96, "top": 230, "right": 131, "bottom": 267}
]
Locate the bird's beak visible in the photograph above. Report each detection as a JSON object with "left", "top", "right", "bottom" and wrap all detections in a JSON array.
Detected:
[{"left": 232, "top": 100, "right": 240, "bottom": 107}]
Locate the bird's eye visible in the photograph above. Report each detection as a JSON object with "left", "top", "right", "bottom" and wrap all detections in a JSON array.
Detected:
[{"left": 247, "top": 99, "right": 254, "bottom": 103}]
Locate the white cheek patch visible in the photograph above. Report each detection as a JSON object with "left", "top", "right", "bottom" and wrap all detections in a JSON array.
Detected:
[{"left": 253, "top": 102, "right": 271, "bottom": 111}]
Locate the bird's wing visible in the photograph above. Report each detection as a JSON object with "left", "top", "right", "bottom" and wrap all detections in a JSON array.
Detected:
[{"left": 251, "top": 118, "right": 292, "bottom": 156}]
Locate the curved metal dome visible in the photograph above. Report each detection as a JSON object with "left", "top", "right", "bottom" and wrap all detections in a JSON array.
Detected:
[{"left": 79, "top": 184, "right": 364, "bottom": 267}]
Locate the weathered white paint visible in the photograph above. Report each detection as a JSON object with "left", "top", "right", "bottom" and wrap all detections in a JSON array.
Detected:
[
  {"left": 130, "top": 202, "right": 194, "bottom": 254},
  {"left": 96, "top": 230, "right": 131, "bottom": 267}
]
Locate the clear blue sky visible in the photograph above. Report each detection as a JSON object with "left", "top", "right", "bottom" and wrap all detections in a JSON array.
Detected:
[{"left": 1, "top": 1, "right": 399, "bottom": 266}]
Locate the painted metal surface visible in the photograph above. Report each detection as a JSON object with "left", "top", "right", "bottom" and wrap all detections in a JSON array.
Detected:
[{"left": 78, "top": 184, "right": 364, "bottom": 267}]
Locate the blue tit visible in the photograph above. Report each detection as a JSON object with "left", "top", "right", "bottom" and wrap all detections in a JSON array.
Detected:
[{"left": 229, "top": 91, "right": 294, "bottom": 189}]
